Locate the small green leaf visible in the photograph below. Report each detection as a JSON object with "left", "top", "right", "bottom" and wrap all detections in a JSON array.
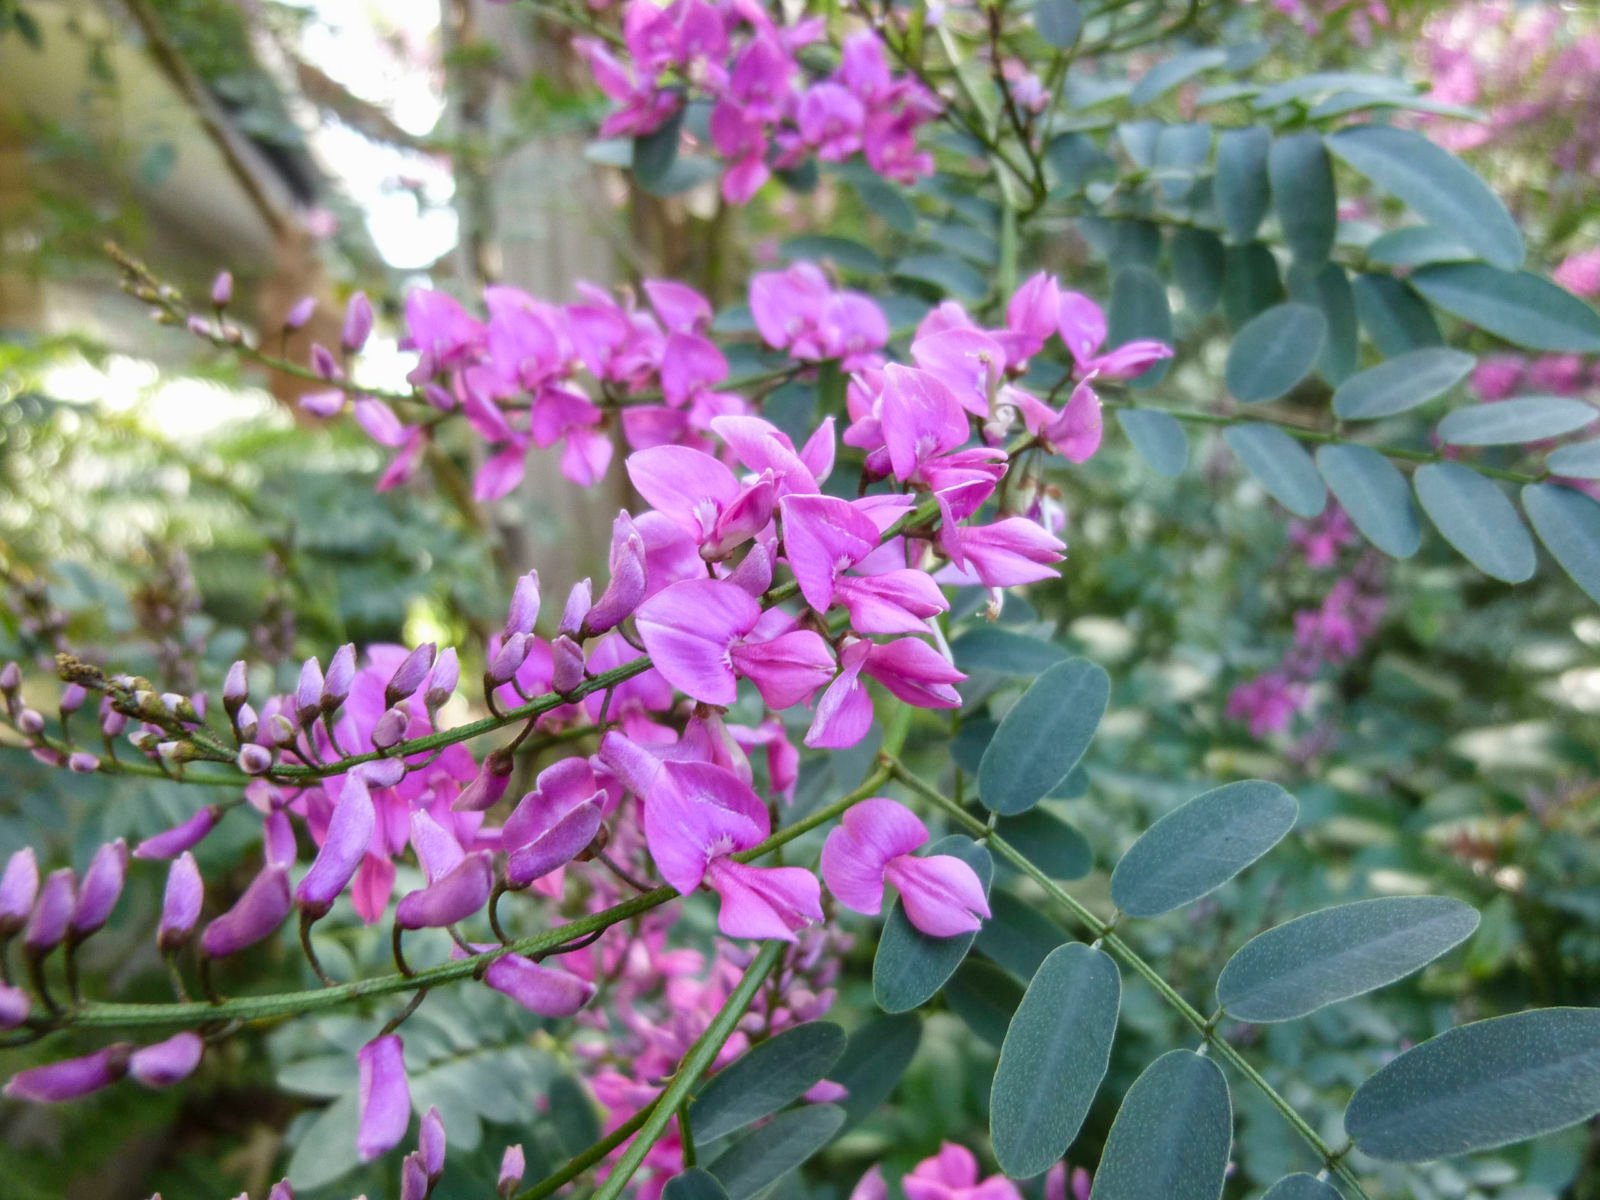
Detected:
[
  {"left": 664, "top": 1169, "right": 732, "bottom": 1200},
  {"left": 634, "top": 104, "right": 686, "bottom": 188},
  {"left": 997, "top": 808, "right": 1092, "bottom": 880},
  {"left": 1034, "top": 0, "right": 1083, "bottom": 48},
  {"left": 137, "top": 141, "right": 179, "bottom": 189},
  {"left": 951, "top": 628, "right": 1070, "bottom": 677},
  {"left": 780, "top": 236, "right": 884, "bottom": 275},
  {"left": 1352, "top": 272, "right": 1444, "bottom": 356},
  {"left": 874, "top": 837, "right": 993, "bottom": 1012},
  {"left": 1116, "top": 410, "right": 1189, "bottom": 477},
  {"left": 832, "top": 1014, "right": 922, "bottom": 1125},
  {"left": 1548, "top": 440, "right": 1600, "bottom": 479},
  {"left": 894, "top": 254, "right": 988, "bottom": 302},
  {"left": 1411, "top": 264, "right": 1600, "bottom": 353},
  {"left": 1263, "top": 1175, "right": 1341, "bottom": 1200},
  {"left": 1269, "top": 133, "right": 1337, "bottom": 264},
  {"left": 1216, "top": 128, "right": 1271, "bottom": 244},
  {"left": 1326, "top": 125, "right": 1524, "bottom": 270},
  {"left": 978, "top": 658, "right": 1110, "bottom": 815},
  {"left": 1223, "top": 425, "right": 1327, "bottom": 518},
  {"left": 1216, "top": 896, "right": 1480, "bottom": 1023},
  {"left": 1107, "top": 267, "right": 1173, "bottom": 387},
  {"left": 1171, "top": 227, "right": 1226, "bottom": 315},
  {"left": 707, "top": 1104, "right": 845, "bottom": 1199},
  {"left": 1414, "top": 463, "right": 1536, "bottom": 583},
  {"left": 1436, "top": 396, "right": 1597, "bottom": 446},
  {"left": 977, "top": 890, "right": 1071, "bottom": 979},
  {"left": 1345, "top": 1008, "right": 1600, "bottom": 1162},
  {"left": 1225, "top": 304, "right": 1327, "bottom": 403},
  {"left": 1331, "top": 348, "right": 1475, "bottom": 420},
  {"left": 991, "top": 943, "right": 1121, "bottom": 1179},
  {"left": 1131, "top": 49, "right": 1229, "bottom": 106},
  {"left": 1110, "top": 781, "right": 1297, "bottom": 918},
  {"left": 1089, "top": 1052, "right": 1232, "bottom": 1200},
  {"left": 1253, "top": 72, "right": 1413, "bottom": 110},
  {"left": 1222, "top": 241, "right": 1285, "bottom": 328},
  {"left": 1286, "top": 262, "right": 1359, "bottom": 384},
  {"left": 690, "top": 1022, "right": 847, "bottom": 1142},
  {"left": 1316, "top": 444, "right": 1421, "bottom": 558},
  {"left": 944, "top": 958, "right": 1026, "bottom": 1048},
  {"left": 1523, "top": 483, "right": 1600, "bottom": 606}
]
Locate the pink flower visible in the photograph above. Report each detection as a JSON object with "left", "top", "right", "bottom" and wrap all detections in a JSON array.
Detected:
[
  {"left": 798, "top": 82, "right": 865, "bottom": 160},
  {"left": 357, "top": 1034, "right": 411, "bottom": 1161},
  {"left": 1015, "top": 380, "right": 1103, "bottom": 463},
  {"left": 502, "top": 758, "right": 607, "bottom": 887},
  {"left": 1554, "top": 247, "right": 1600, "bottom": 297},
  {"left": 937, "top": 517, "right": 1066, "bottom": 587},
  {"left": 902, "top": 1143, "right": 1022, "bottom": 1200},
  {"left": 634, "top": 578, "right": 834, "bottom": 709},
  {"left": 806, "top": 637, "right": 965, "bottom": 748},
  {"left": 1004, "top": 271, "right": 1062, "bottom": 364},
  {"left": 780, "top": 494, "right": 946, "bottom": 633},
  {"left": 822, "top": 798, "right": 989, "bottom": 936},
  {"left": 627, "top": 445, "right": 775, "bottom": 559},
  {"left": 1471, "top": 354, "right": 1525, "bottom": 401},
  {"left": 641, "top": 759, "right": 822, "bottom": 941},
  {"left": 749, "top": 263, "right": 888, "bottom": 366},
  {"left": 1058, "top": 290, "right": 1173, "bottom": 379},
  {"left": 879, "top": 364, "right": 972, "bottom": 482}
]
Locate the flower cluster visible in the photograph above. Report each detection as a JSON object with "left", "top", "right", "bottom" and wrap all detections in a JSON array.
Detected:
[{"left": 577, "top": 7, "right": 938, "bottom": 203}]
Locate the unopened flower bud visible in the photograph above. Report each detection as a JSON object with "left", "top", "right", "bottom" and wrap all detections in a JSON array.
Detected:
[
  {"left": 268, "top": 1181, "right": 296, "bottom": 1200},
  {"left": 0, "top": 661, "right": 20, "bottom": 694},
  {"left": 211, "top": 271, "right": 233, "bottom": 307},
  {"left": 551, "top": 635, "right": 585, "bottom": 695},
  {"left": 200, "top": 863, "right": 291, "bottom": 958},
  {"left": 25, "top": 867, "right": 75, "bottom": 953},
  {"left": 506, "top": 571, "right": 541, "bottom": 635},
  {"left": 356, "top": 1034, "right": 410, "bottom": 1161},
  {"left": 342, "top": 292, "right": 374, "bottom": 353},
  {"left": 400, "top": 1154, "right": 428, "bottom": 1200},
  {"left": 386, "top": 644, "right": 435, "bottom": 709},
  {"left": 67, "top": 751, "right": 99, "bottom": 773},
  {"left": 2, "top": 1043, "right": 130, "bottom": 1103},
  {"left": 300, "top": 390, "right": 343, "bottom": 418},
  {"left": 263, "top": 712, "right": 296, "bottom": 748},
  {"left": 488, "top": 633, "right": 531, "bottom": 686},
  {"left": 129, "top": 1031, "right": 203, "bottom": 1089},
  {"left": 59, "top": 684, "right": 86, "bottom": 713},
  {"left": 223, "top": 661, "right": 248, "bottom": 714},
  {"left": 425, "top": 647, "right": 458, "bottom": 710},
  {"left": 157, "top": 740, "right": 201, "bottom": 764},
  {"left": 136, "top": 806, "right": 219, "bottom": 860},
  {"left": 159, "top": 852, "right": 203, "bottom": 952},
  {"left": 238, "top": 743, "right": 273, "bottom": 775},
  {"left": 235, "top": 702, "right": 259, "bottom": 743},
  {"left": 71, "top": 839, "right": 128, "bottom": 935},
  {"left": 419, "top": 1104, "right": 446, "bottom": 1180},
  {"left": 284, "top": 296, "right": 315, "bottom": 331},
  {"left": 310, "top": 343, "right": 340, "bottom": 380},
  {"left": 16, "top": 708, "right": 43, "bottom": 736},
  {"left": 559, "top": 579, "right": 592, "bottom": 639},
  {"left": 101, "top": 703, "right": 127, "bottom": 738},
  {"left": 295, "top": 657, "right": 324, "bottom": 723},
  {"left": 323, "top": 644, "right": 356, "bottom": 712},
  {"left": 0, "top": 982, "right": 31, "bottom": 1029},
  {"left": 498, "top": 1145, "right": 525, "bottom": 1197},
  {"left": 423, "top": 384, "right": 455, "bottom": 411},
  {"left": 371, "top": 704, "right": 409, "bottom": 750},
  {"left": 296, "top": 776, "right": 374, "bottom": 919},
  {"left": 0, "top": 847, "right": 40, "bottom": 937},
  {"left": 453, "top": 750, "right": 514, "bottom": 812}
]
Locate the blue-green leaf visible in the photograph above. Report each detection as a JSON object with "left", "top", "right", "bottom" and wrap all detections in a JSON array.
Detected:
[
  {"left": 780, "top": 236, "right": 884, "bottom": 275},
  {"left": 977, "top": 891, "right": 1071, "bottom": 979},
  {"left": 1225, "top": 304, "right": 1327, "bottom": 403},
  {"left": 1116, "top": 410, "right": 1189, "bottom": 477},
  {"left": 1263, "top": 1175, "right": 1341, "bottom": 1200},
  {"left": 944, "top": 958, "right": 1025, "bottom": 1047},
  {"left": 634, "top": 104, "right": 686, "bottom": 189},
  {"left": 1215, "top": 128, "right": 1271, "bottom": 244},
  {"left": 1316, "top": 444, "right": 1421, "bottom": 558},
  {"left": 1110, "top": 781, "right": 1297, "bottom": 918},
  {"left": 894, "top": 254, "right": 988, "bottom": 302},
  {"left": 991, "top": 944, "right": 1121, "bottom": 1178},
  {"left": 873, "top": 837, "right": 993, "bottom": 1012},
  {"left": 1523, "top": 483, "right": 1600, "bottom": 606},
  {"left": 1269, "top": 134, "right": 1337, "bottom": 264},
  {"left": 1352, "top": 272, "right": 1444, "bottom": 356},
  {"left": 1216, "top": 896, "right": 1480, "bottom": 1023},
  {"left": 707, "top": 1104, "right": 844, "bottom": 1199},
  {"left": 1414, "top": 463, "right": 1536, "bottom": 583},
  {"left": 1345, "top": 1008, "right": 1600, "bottom": 1161},
  {"left": 664, "top": 1169, "right": 731, "bottom": 1200},
  {"left": 979, "top": 658, "right": 1110, "bottom": 815},
  {"left": 1171, "top": 227, "right": 1226, "bottom": 315},
  {"left": 997, "top": 808, "right": 1092, "bottom": 880},
  {"left": 1331, "top": 348, "right": 1475, "bottom": 420},
  {"left": 1411, "top": 264, "right": 1600, "bottom": 353},
  {"left": 1107, "top": 266, "right": 1173, "bottom": 387},
  {"left": 1326, "top": 125, "right": 1523, "bottom": 270},
  {"left": 1253, "top": 72, "right": 1412, "bottom": 110},
  {"left": 1548, "top": 440, "right": 1600, "bottom": 479},
  {"left": 833, "top": 1014, "right": 922, "bottom": 1124},
  {"left": 1034, "top": 0, "right": 1083, "bottom": 48},
  {"left": 690, "top": 1023, "right": 847, "bottom": 1141},
  {"left": 1436, "top": 396, "right": 1598, "bottom": 446},
  {"left": 1131, "top": 49, "right": 1228, "bottom": 106},
  {"left": 951, "top": 628, "right": 1071, "bottom": 677},
  {"left": 1287, "top": 262, "right": 1358, "bottom": 384},
  {"left": 1223, "top": 242, "right": 1285, "bottom": 328},
  {"left": 1366, "top": 226, "right": 1477, "bottom": 269},
  {"left": 1224, "top": 425, "right": 1327, "bottom": 518},
  {"left": 1089, "top": 1052, "right": 1232, "bottom": 1200}
]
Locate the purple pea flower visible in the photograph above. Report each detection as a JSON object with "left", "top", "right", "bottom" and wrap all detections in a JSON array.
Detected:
[
  {"left": 128, "top": 1031, "right": 203, "bottom": 1088},
  {"left": 499, "top": 1144, "right": 526, "bottom": 1197},
  {"left": 24, "top": 867, "right": 75, "bottom": 953},
  {"left": 484, "top": 954, "right": 595, "bottom": 1017},
  {"left": 4, "top": 1043, "right": 130, "bottom": 1102},
  {"left": 0, "top": 847, "right": 39, "bottom": 937},
  {"left": 356, "top": 1033, "right": 410, "bottom": 1161},
  {"left": 159, "top": 853, "right": 204, "bottom": 952},
  {"left": 71, "top": 839, "right": 129, "bottom": 936},
  {"left": 136, "top": 807, "right": 219, "bottom": 860},
  {"left": 284, "top": 296, "right": 316, "bottom": 331},
  {"left": 296, "top": 776, "right": 375, "bottom": 918},
  {"left": 386, "top": 644, "right": 436, "bottom": 709},
  {"left": 0, "top": 982, "right": 31, "bottom": 1029},
  {"left": 342, "top": 292, "right": 374, "bottom": 353},
  {"left": 323, "top": 644, "right": 357, "bottom": 711},
  {"left": 419, "top": 1105, "right": 446, "bottom": 1180},
  {"left": 400, "top": 1153, "right": 429, "bottom": 1200},
  {"left": 425, "top": 648, "right": 459, "bottom": 710},
  {"left": 200, "top": 863, "right": 291, "bottom": 957}
]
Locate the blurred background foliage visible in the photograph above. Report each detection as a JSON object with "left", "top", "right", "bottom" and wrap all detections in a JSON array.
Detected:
[{"left": 1, "top": 0, "right": 1598, "bottom": 1197}]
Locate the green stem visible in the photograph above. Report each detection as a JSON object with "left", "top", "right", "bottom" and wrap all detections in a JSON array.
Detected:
[
  {"left": 885, "top": 759, "right": 1374, "bottom": 1200},
  {"left": 590, "top": 941, "right": 786, "bottom": 1200},
  {"left": 513, "top": 1098, "right": 658, "bottom": 1200}
]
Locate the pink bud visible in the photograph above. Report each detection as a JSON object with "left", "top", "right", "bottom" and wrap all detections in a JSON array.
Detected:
[
  {"left": 128, "top": 1031, "right": 203, "bottom": 1088},
  {"left": 559, "top": 579, "right": 592, "bottom": 638},
  {"left": 200, "top": 863, "right": 291, "bottom": 957},
  {"left": 16, "top": 708, "right": 44, "bottom": 736},
  {"left": 498, "top": 1144, "right": 525, "bottom": 1196},
  {"left": 0, "top": 847, "right": 40, "bottom": 935},
  {"left": 0, "top": 982, "right": 31, "bottom": 1029},
  {"left": 488, "top": 633, "right": 531, "bottom": 686},
  {"left": 269, "top": 1182, "right": 296, "bottom": 1200},
  {"left": 395, "top": 852, "right": 493, "bottom": 929},
  {"left": 223, "top": 661, "right": 248, "bottom": 713},
  {"left": 284, "top": 296, "right": 316, "bottom": 330},
  {"left": 551, "top": 635, "right": 585, "bottom": 695},
  {"left": 342, "top": 292, "right": 374, "bottom": 353},
  {"left": 400, "top": 1153, "right": 428, "bottom": 1200},
  {"left": 71, "top": 839, "right": 129, "bottom": 935},
  {"left": 310, "top": 343, "right": 340, "bottom": 379},
  {"left": 452, "top": 752, "right": 514, "bottom": 812},
  {"left": 159, "top": 852, "right": 204, "bottom": 951},
  {"left": 356, "top": 1034, "right": 410, "bottom": 1161},
  {"left": 323, "top": 644, "right": 356, "bottom": 711},
  {"left": 506, "top": 571, "right": 541, "bottom": 636},
  {"left": 235, "top": 703, "right": 259, "bottom": 742},
  {"left": 0, "top": 661, "right": 20, "bottom": 693},
  {"left": 297, "top": 776, "right": 375, "bottom": 917},
  {"left": 386, "top": 644, "right": 436, "bottom": 709},
  {"left": 3, "top": 1044, "right": 129, "bottom": 1103},
  {"left": 136, "top": 807, "right": 219, "bottom": 860},
  {"left": 24, "top": 867, "right": 75, "bottom": 952},
  {"left": 426, "top": 647, "right": 459, "bottom": 709},
  {"left": 296, "top": 657, "right": 325, "bottom": 722},
  {"left": 372, "top": 705, "right": 409, "bottom": 750},
  {"left": 211, "top": 271, "right": 234, "bottom": 307},
  {"left": 419, "top": 1105, "right": 446, "bottom": 1179},
  {"left": 67, "top": 752, "right": 99, "bottom": 773},
  {"left": 59, "top": 684, "right": 86, "bottom": 713},
  {"left": 238, "top": 744, "right": 273, "bottom": 774}
]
